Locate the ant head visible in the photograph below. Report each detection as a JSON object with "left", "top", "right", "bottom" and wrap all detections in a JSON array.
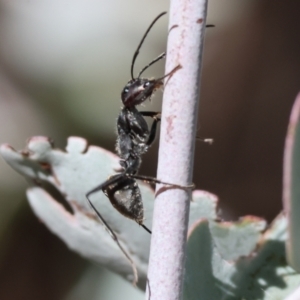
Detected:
[
  {"left": 121, "top": 78, "right": 162, "bottom": 107},
  {"left": 121, "top": 12, "right": 166, "bottom": 108}
]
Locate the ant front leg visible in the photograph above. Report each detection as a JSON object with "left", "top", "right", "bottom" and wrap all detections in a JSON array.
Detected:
[{"left": 140, "top": 111, "right": 161, "bottom": 147}]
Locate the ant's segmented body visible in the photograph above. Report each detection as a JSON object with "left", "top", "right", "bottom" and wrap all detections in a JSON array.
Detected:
[{"left": 86, "top": 12, "right": 191, "bottom": 283}]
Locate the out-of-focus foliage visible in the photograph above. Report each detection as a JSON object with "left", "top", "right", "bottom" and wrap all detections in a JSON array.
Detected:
[
  {"left": 3, "top": 136, "right": 300, "bottom": 299},
  {"left": 184, "top": 215, "right": 300, "bottom": 300},
  {"left": 1, "top": 0, "right": 300, "bottom": 299},
  {"left": 283, "top": 93, "right": 300, "bottom": 272},
  {"left": 0, "top": 136, "right": 224, "bottom": 288}
]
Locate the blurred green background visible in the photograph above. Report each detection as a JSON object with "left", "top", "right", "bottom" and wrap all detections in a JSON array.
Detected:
[{"left": 1, "top": 0, "right": 300, "bottom": 299}]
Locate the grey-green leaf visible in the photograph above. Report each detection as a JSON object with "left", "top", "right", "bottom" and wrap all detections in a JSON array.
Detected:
[
  {"left": 0, "top": 136, "right": 221, "bottom": 289},
  {"left": 283, "top": 92, "right": 300, "bottom": 272},
  {"left": 184, "top": 214, "right": 300, "bottom": 300}
]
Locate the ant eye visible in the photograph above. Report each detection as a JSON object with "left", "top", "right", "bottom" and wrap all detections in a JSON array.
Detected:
[
  {"left": 123, "top": 88, "right": 129, "bottom": 94},
  {"left": 143, "top": 82, "right": 150, "bottom": 88}
]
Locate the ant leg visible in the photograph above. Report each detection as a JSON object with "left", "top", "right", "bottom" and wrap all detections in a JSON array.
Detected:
[
  {"left": 86, "top": 174, "right": 123, "bottom": 198},
  {"left": 141, "top": 224, "right": 152, "bottom": 234},
  {"left": 126, "top": 174, "right": 195, "bottom": 189},
  {"left": 140, "top": 111, "right": 161, "bottom": 118},
  {"left": 87, "top": 174, "right": 152, "bottom": 234},
  {"left": 87, "top": 193, "right": 138, "bottom": 284},
  {"left": 140, "top": 111, "right": 161, "bottom": 147},
  {"left": 147, "top": 278, "right": 152, "bottom": 300},
  {"left": 86, "top": 175, "right": 138, "bottom": 284}
]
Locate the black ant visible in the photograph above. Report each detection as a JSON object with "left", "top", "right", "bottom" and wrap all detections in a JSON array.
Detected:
[{"left": 86, "top": 12, "right": 193, "bottom": 283}]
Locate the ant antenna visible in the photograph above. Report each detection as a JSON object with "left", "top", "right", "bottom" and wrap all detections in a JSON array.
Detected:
[
  {"left": 136, "top": 23, "right": 214, "bottom": 79},
  {"left": 138, "top": 52, "right": 166, "bottom": 78},
  {"left": 131, "top": 12, "right": 167, "bottom": 80}
]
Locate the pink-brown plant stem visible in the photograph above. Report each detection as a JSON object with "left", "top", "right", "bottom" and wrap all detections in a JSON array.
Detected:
[{"left": 146, "top": 0, "right": 209, "bottom": 299}]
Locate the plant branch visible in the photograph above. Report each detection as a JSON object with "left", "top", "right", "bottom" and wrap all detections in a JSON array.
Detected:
[{"left": 146, "top": 0, "right": 209, "bottom": 299}]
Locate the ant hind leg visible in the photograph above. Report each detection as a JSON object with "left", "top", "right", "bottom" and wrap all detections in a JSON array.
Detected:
[
  {"left": 127, "top": 174, "right": 195, "bottom": 189},
  {"left": 85, "top": 175, "right": 139, "bottom": 284}
]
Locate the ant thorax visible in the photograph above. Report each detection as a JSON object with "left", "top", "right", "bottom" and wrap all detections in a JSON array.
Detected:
[
  {"left": 116, "top": 106, "right": 150, "bottom": 173},
  {"left": 116, "top": 74, "right": 163, "bottom": 175}
]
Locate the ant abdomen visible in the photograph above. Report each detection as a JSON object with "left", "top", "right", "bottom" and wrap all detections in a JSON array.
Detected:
[{"left": 104, "top": 178, "right": 144, "bottom": 225}]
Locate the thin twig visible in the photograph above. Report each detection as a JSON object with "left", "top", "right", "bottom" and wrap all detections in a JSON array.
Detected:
[{"left": 146, "top": 0, "right": 209, "bottom": 299}]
